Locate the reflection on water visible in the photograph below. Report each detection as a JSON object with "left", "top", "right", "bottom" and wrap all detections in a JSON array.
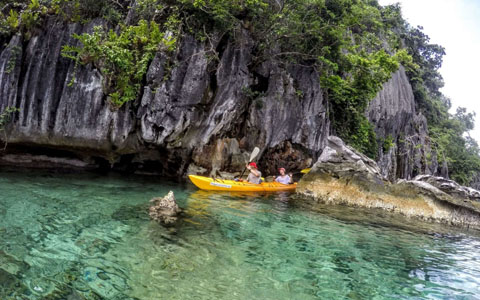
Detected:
[{"left": 0, "top": 170, "right": 479, "bottom": 299}]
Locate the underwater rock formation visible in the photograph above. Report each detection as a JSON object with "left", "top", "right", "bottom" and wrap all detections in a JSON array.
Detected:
[{"left": 149, "top": 191, "right": 181, "bottom": 225}]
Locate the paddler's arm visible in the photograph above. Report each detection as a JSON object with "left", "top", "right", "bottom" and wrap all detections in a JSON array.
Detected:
[{"left": 246, "top": 164, "right": 261, "bottom": 177}]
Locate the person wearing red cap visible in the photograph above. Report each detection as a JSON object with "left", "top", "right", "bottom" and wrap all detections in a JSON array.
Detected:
[
  {"left": 275, "top": 167, "right": 293, "bottom": 185},
  {"left": 246, "top": 162, "right": 262, "bottom": 184}
]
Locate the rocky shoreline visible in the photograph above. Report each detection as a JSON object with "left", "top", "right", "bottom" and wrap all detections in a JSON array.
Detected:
[{"left": 297, "top": 136, "right": 480, "bottom": 229}]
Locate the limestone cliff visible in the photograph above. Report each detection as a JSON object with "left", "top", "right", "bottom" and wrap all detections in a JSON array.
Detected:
[
  {"left": 0, "top": 18, "right": 327, "bottom": 176},
  {"left": 0, "top": 9, "right": 439, "bottom": 180},
  {"left": 367, "top": 67, "right": 440, "bottom": 181}
]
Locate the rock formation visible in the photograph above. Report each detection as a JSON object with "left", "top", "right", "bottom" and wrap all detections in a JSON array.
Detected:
[
  {"left": 367, "top": 67, "right": 438, "bottom": 181},
  {"left": 149, "top": 191, "right": 181, "bottom": 225},
  {"left": 413, "top": 175, "right": 480, "bottom": 202},
  {"left": 0, "top": 4, "right": 477, "bottom": 229},
  {"left": 0, "top": 6, "right": 446, "bottom": 183},
  {"left": 0, "top": 20, "right": 328, "bottom": 177},
  {"left": 297, "top": 136, "right": 480, "bottom": 228}
]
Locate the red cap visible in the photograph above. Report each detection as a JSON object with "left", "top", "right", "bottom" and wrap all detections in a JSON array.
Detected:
[
  {"left": 278, "top": 167, "right": 285, "bottom": 172},
  {"left": 249, "top": 162, "right": 258, "bottom": 169}
]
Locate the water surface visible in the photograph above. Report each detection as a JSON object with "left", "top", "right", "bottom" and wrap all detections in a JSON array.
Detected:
[{"left": 0, "top": 170, "right": 479, "bottom": 299}]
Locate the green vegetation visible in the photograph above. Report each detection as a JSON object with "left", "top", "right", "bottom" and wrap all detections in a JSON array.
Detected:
[
  {"left": 0, "top": 0, "right": 124, "bottom": 37},
  {"left": 0, "top": 0, "right": 46, "bottom": 37},
  {"left": 382, "top": 135, "right": 395, "bottom": 153},
  {"left": 0, "top": 107, "right": 19, "bottom": 150},
  {"left": 1, "top": 0, "right": 407, "bottom": 146},
  {"left": 61, "top": 20, "right": 176, "bottom": 107},
  {"left": 429, "top": 108, "right": 480, "bottom": 185},
  {"left": 173, "top": 0, "right": 409, "bottom": 158},
  {"left": 5, "top": 45, "right": 22, "bottom": 74}
]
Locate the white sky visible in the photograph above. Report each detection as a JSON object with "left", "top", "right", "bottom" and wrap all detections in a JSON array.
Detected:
[{"left": 378, "top": 0, "right": 480, "bottom": 142}]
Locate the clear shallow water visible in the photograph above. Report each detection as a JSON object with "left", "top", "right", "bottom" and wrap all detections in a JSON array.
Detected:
[{"left": 0, "top": 170, "right": 480, "bottom": 299}]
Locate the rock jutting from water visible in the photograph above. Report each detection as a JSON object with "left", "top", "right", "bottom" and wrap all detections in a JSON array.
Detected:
[
  {"left": 297, "top": 136, "right": 480, "bottom": 229},
  {"left": 149, "top": 191, "right": 181, "bottom": 225}
]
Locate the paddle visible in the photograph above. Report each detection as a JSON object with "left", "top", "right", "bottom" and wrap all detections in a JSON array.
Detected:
[
  {"left": 238, "top": 147, "right": 260, "bottom": 180},
  {"left": 300, "top": 168, "right": 311, "bottom": 174}
]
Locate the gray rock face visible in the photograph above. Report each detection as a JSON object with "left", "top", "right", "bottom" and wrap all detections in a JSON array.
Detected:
[
  {"left": 303, "top": 136, "right": 385, "bottom": 191},
  {"left": 306, "top": 136, "right": 384, "bottom": 182},
  {"left": 0, "top": 20, "right": 329, "bottom": 176},
  {"left": 0, "top": 12, "right": 446, "bottom": 182},
  {"left": 149, "top": 191, "right": 181, "bottom": 225},
  {"left": 0, "top": 18, "right": 135, "bottom": 158},
  {"left": 367, "top": 67, "right": 439, "bottom": 181},
  {"left": 470, "top": 173, "right": 480, "bottom": 190}
]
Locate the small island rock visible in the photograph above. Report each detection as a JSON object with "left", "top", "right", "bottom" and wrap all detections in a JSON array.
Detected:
[{"left": 149, "top": 191, "right": 181, "bottom": 225}]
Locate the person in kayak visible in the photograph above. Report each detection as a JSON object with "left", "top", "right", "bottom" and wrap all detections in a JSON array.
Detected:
[
  {"left": 275, "top": 168, "right": 293, "bottom": 184},
  {"left": 246, "top": 162, "right": 262, "bottom": 184}
]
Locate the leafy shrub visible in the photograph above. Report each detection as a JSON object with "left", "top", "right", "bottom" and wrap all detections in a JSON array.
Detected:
[
  {"left": 0, "top": 106, "right": 19, "bottom": 150},
  {"left": 382, "top": 135, "right": 394, "bottom": 153},
  {"left": 62, "top": 20, "right": 176, "bottom": 107},
  {"left": 0, "top": 2, "right": 41, "bottom": 36}
]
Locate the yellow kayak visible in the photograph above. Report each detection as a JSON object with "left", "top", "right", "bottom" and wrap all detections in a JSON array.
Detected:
[{"left": 188, "top": 175, "right": 297, "bottom": 192}]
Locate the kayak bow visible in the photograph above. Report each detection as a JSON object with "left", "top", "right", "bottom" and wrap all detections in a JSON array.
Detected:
[
  {"left": 300, "top": 168, "right": 311, "bottom": 174},
  {"left": 188, "top": 175, "right": 296, "bottom": 192}
]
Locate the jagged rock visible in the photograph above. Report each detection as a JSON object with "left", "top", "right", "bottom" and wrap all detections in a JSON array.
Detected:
[
  {"left": 186, "top": 163, "right": 208, "bottom": 177},
  {"left": 298, "top": 136, "right": 480, "bottom": 228},
  {"left": 0, "top": 18, "right": 135, "bottom": 157},
  {"left": 149, "top": 191, "right": 181, "bottom": 225},
  {"left": 0, "top": 8, "right": 442, "bottom": 181},
  {"left": 413, "top": 175, "right": 480, "bottom": 202},
  {"left": 367, "top": 67, "right": 439, "bottom": 181},
  {"left": 0, "top": 19, "right": 328, "bottom": 177},
  {"left": 303, "top": 136, "right": 385, "bottom": 192}
]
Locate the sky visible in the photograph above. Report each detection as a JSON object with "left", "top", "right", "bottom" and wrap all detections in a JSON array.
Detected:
[{"left": 378, "top": 0, "right": 480, "bottom": 142}]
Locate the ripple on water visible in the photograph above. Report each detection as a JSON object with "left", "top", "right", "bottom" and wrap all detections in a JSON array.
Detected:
[{"left": 0, "top": 170, "right": 480, "bottom": 299}]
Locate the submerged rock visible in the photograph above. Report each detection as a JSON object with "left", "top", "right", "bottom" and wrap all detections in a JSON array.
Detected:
[
  {"left": 0, "top": 268, "right": 30, "bottom": 298},
  {"left": 298, "top": 136, "right": 480, "bottom": 229},
  {"left": 149, "top": 191, "right": 182, "bottom": 225}
]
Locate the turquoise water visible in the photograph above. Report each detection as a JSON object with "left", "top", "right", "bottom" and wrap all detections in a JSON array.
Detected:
[{"left": 0, "top": 170, "right": 480, "bottom": 299}]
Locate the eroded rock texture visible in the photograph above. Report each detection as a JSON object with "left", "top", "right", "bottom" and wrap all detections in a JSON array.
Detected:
[
  {"left": 414, "top": 175, "right": 480, "bottom": 202},
  {"left": 0, "top": 20, "right": 329, "bottom": 177},
  {"left": 149, "top": 191, "right": 181, "bottom": 225},
  {"left": 367, "top": 67, "right": 439, "bottom": 181},
  {"left": 0, "top": 11, "right": 447, "bottom": 182}
]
